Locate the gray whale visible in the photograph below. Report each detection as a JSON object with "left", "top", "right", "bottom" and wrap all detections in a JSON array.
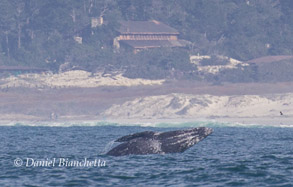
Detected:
[{"left": 106, "top": 127, "right": 213, "bottom": 156}]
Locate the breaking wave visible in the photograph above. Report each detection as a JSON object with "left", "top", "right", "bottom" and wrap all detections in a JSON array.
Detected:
[{"left": 0, "top": 120, "right": 292, "bottom": 128}]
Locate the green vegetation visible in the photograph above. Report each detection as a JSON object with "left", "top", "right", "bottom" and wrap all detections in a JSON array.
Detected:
[{"left": 0, "top": 0, "right": 293, "bottom": 82}]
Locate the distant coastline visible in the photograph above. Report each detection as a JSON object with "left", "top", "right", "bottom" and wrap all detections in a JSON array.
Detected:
[
  {"left": 0, "top": 116, "right": 292, "bottom": 127},
  {"left": 1, "top": 71, "right": 293, "bottom": 127}
]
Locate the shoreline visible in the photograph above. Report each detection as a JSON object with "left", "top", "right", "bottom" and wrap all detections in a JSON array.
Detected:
[
  {"left": 0, "top": 115, "right": 292, "bottom": 127},
  {"left": 1, "top": 81, "right": 293, "bottom": 128}
]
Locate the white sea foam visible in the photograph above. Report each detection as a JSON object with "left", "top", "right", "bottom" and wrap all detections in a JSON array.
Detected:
[{"left": 0, "top": 119, "right": 292, "bottom": 128}]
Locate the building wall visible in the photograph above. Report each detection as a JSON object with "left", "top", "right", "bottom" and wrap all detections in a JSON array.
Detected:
[{"left": 91, "top": 17, "right": 103, "bottom": 28}]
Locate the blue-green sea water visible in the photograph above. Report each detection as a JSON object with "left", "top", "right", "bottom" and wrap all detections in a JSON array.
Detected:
[{"left": 1, "top": 122, "right": 293, "bottom": 186}]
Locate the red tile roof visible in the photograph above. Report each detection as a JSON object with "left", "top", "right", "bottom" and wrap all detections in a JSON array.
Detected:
[{"left": 118, "top": 20, "right": 179, "bottom": 34}]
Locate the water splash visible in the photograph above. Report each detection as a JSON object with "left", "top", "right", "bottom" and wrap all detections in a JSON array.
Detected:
[{"left": 101, "top": 140, "right": 116, "bottom": 154}]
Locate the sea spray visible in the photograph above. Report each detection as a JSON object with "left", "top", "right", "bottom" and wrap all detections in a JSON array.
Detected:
[{"left": 101, "top": 140, "right": 116, "bottom": 154}]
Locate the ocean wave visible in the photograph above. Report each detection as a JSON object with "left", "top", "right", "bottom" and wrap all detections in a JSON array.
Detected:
[{"left": 0, "top": 120, "right": 292, "bottom": 128}]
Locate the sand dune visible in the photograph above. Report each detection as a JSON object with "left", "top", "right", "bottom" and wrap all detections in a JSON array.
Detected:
[
  {"left": 102, "top": 93, "right": 293, "bottom": 119},
  {"left": 0, "top": 70, "right": 164, "bottom": 88}
]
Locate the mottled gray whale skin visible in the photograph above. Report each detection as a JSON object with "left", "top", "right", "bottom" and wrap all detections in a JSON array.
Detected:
[{"left": 106, "top": 127, "right": 213, "bottom": 156}]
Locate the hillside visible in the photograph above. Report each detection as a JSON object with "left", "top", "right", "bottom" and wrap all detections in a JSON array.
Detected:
[{"left": 0, "top": 0, "right": 293, "bottom": 83}]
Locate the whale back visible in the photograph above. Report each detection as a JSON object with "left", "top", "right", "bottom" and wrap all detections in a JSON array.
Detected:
[
  {"left": 115, "top": 131, "right": 155, "bottom": 142},
  {"left": 158, "top": 127, "right": 213, "bottom": 153},
  {"left": 106, "top": 138, "right": 163, "bottom": 156},
  {"left": 106, "top": 127, "right": 213, "bottom": 156}
]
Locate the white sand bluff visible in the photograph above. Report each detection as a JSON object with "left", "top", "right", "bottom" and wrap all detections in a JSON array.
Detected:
[
  {"left": 0, "top": 70, "right": 165, "bottom": 88},
  {"left": 102, "top": 93, "right": 293, "bottom": 120}
]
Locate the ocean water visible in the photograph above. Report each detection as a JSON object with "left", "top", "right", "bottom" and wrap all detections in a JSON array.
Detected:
[{"left": 1, "top": 122, "right": 293, "bottom": 186}]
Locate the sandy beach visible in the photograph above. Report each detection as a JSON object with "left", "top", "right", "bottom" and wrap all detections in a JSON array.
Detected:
[
  {"left": 0, "top": 70, "right": 165, "bottom": 89},
  {"left": 0, "top": 89, "right": 292, "bottom": 127},
  {"left": 1, "top": 71, "right": 293, "bottom": 127}
]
